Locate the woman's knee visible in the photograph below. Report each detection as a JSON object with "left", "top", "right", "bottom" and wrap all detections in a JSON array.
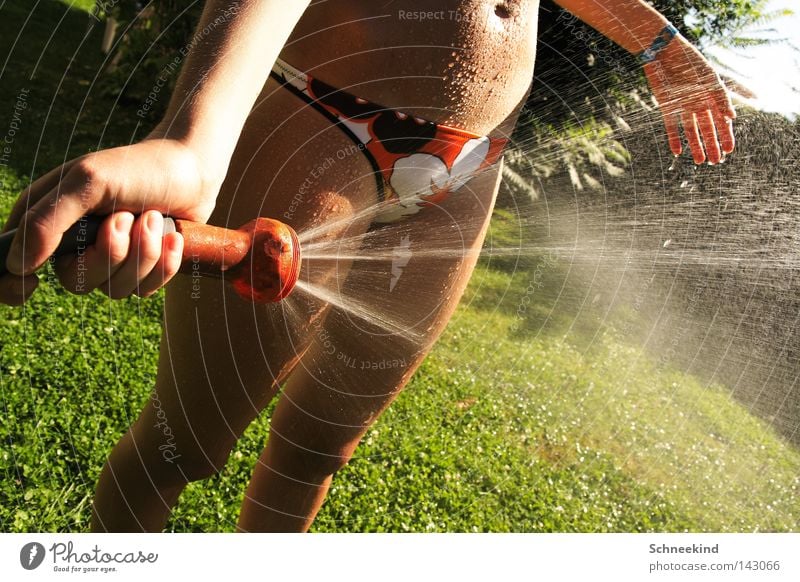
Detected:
[
  {"left": 265, "top": 422, "right": 361, "bottom": 481},
  {"left": 166, "top": 446, "right": 236, "bottom": 483}
]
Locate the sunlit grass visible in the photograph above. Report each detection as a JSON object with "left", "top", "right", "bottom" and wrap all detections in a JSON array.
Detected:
[{"left": 1, "top": 0, "right": 798, "bottom": 533}]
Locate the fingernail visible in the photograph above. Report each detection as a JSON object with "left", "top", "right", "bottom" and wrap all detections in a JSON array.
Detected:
[
  {"left": 7, "top": 236, "right": 36, "bottom": 275},
  {"left": 146, "top": 212, "right": 163, "bottom": 234},
  {"left": 115, "top": 213, "right": 133, "bottom": 234},
  {"left": 169, "top": 232, "right": 184, "bottom": 254}
]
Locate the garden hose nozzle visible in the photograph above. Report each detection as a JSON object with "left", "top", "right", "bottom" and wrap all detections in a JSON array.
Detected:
[
  {"left": 0, "top": 215, "right": 302, "bottom": 304},
  {"left": 176, "top": 217, "right": 301, "bottom": 303}
]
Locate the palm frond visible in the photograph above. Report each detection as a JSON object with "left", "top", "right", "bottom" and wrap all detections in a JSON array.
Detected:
[{"left": 501, "top": 163, "right": 540, "bottom": 201}]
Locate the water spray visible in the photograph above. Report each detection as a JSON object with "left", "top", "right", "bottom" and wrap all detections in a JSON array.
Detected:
[{"left": 0, "top": 216, "right": 302, "bottom": 303}]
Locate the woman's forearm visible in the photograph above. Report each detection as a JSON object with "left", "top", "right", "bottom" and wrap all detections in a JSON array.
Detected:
[
  {"left": 151, "top": 0, "right": 310, "bottom": 186},
  {"left": 553, "top": 0, "right": 735, "bottom": 165},
  {"left": 552, "top": 0, "right": 672, "bottom": 55}
]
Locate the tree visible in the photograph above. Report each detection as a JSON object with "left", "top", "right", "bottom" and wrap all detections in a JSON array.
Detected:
[{"left": 96, "top": 1, "right": 204, "bottom": 114}]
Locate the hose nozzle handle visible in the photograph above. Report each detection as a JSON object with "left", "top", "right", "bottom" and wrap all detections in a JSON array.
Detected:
[
  {"left": 0, "top": 215, "right": 301, "bottom": 303},
  {"left": 0, "top": 215, "right": 120, "bottom": 277}
]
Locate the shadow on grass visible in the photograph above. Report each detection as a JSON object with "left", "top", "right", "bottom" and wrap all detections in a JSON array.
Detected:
[{"left": 0, "top": 0, "right": 146, "bottom": 181}]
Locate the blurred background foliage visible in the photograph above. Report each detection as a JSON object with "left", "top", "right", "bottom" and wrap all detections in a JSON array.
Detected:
[{"left": 517, "top": 0, "right": 787, "bottom": 195}]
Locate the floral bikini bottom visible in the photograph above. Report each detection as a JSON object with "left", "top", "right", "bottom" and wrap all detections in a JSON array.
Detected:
[{"left": 270, "top": 58, "right": 508, "bottom": 223}]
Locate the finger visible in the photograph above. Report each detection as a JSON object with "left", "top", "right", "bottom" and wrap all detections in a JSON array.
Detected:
[
  {"left": 0, "top": 273, "right": 39, "bottom": 306},
  {"left": 104, "top": 211, "right": 164, "bottom": 299},
  {"left": 696, "top": 109, "right": 721, "bottom": 165},
  {"left": 136, "top": 232, "right": 184, "bottom": 298},
  {"left": 6, "top": 160, "right": 107, "bottom": 276},
  {"left": 644, "top": 62, "right": 671, "bottom": 107},
  {"left": 662, "top": 111, "right": 683, "bottom": 156},
  {"left": 54, "top": 212, "right": 134, "bottom": 294},
  {"left": 2, "top": 159, "right": 81, "bottom": 232},
  {"left": 645, "top": 65, "right": 684, "bottom": 157},
  {"left": 712, "top": 104, "right": 735, "bottom": 155},
  {"left": 681, "top": 111, "right": 706, "bottom": 164},
  {"left": 714, "top": 88, "right": 736, "bottom": 120}
]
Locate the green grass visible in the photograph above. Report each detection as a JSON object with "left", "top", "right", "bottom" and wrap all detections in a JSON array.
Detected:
[{"left": 1, "top": 0, "right": 799, "bottom": 533}]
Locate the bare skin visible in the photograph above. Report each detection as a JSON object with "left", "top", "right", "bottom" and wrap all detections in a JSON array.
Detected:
[
  {"left": 91, "top": 0, "right": 536, "bottom": 533},
  {"left": 0, "top": 0, "right": 735, "bottom": 532}
]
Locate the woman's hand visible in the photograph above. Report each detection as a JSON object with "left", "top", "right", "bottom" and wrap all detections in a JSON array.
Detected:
[
  {"left": 644, "top": 36, "right": 736, "bottom": 165},
  {"left": 0, "top": 138, "right": 220, "bottom": 305}
]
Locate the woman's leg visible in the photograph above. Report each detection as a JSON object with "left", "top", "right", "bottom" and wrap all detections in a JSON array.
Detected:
[
  {"left": 90, "top": 78, "right": 378, "bottom": 532},
  {"left": 237, "top": 163, "right": 503, "bottom": 532},
  {"left": 90, "top": 273, "right": 307, "bottom": 531}
]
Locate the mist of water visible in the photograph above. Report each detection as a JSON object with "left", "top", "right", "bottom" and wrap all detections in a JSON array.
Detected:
[{"left": 291, "top": 106, "right": 799, "bottom": 450}]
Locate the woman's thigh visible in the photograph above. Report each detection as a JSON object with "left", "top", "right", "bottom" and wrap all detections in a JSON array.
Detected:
[{"left": 265, "top": 162, "right": 504, "bottom": 462}]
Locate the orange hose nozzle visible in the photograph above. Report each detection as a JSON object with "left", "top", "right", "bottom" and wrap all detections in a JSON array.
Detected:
[{"left": 175, "top": 217, "right": 301, "bottom": 303}]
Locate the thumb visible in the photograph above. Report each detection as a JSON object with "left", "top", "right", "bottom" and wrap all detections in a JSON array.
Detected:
[
  {"left": 6, "top": 183, "right": 99, "bottom": 276},
  {"left": 0, "top": 273, "right": 39, "bottom": 306},
  {"left": 2, "top": 159, "right": 81, "bottom": 234}
]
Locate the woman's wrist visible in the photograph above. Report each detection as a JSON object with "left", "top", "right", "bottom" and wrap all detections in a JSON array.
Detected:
[
  {"left": 146, "top": 119, "right": 230, "bottom": 194},
  {"left": 553, "top": 1, "right": 674, "bottom": 56},
  {"left": 637, "top": 23, "right": 680, "bottom": 65},
  {"left": 141, "top": 0, "right": 312, "bottom": 198},
  {"left": 644, "top": 33, "right": 704, "bottom": 71}
]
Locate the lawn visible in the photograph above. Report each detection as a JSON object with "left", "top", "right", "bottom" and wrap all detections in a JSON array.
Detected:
[{"left": 1, "top": 0, "right": 798, "bottom": 532}]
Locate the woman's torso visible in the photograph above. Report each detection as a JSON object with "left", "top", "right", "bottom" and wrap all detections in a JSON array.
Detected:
[
  {"left": 281, "top": 0, "right": 540, "bottom": 135},
  {"left": 212, "top": 1, "right": 540, "bottom": 229}
]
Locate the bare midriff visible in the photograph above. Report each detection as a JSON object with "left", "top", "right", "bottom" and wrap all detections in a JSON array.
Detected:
[{"left": 280, "top": 0, "right": 540, "bottom": 136}]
